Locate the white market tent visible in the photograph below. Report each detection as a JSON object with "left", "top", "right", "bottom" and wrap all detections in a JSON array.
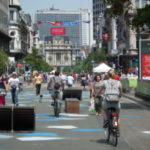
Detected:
[
  {"left": 50, "top": 70, "right": 56, "bottom": 73},
  {"left": 93, "top": 63, "right": 112, "bottom": 73}
]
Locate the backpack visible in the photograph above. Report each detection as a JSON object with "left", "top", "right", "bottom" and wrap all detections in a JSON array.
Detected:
[
  {"left": 53, "top": 77, "right": 61, "bottom": 90},
  {"left": 104, "top": 80, "right": 120, "bottom": 102}
]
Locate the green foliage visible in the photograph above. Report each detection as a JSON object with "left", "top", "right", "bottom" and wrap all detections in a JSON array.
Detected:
[
  {"left": 73, "top": 48, "right": 110, "bottom": 72},
  {"left": 0, "top": 48, "right": 9, "bottom": 73},
  {"left": 63, "top": 66, "right": 72, "bottom": 73},
  {"left": 104, "top": 0, "right": 131, "bottom": 16},
  {"left": 132, "top": 5, "right": 150, "bottom": 27},
  {"left": 73, "top": 61, "right": 84, "bottom": 73},
  {"left": 23, "top": 48, "right": 52, "bottom": 71}
]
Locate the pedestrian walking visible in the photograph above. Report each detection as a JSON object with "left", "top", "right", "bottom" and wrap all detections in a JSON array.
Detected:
[
  {"left": 34, "top": 72, "right": 42, "bottom": 96},
  {"left": 91, "top": 74, "right": 104, "bottom": 116},
  {"left": 0, "top": 73, "right": 8, "bottom": 106},
  {"left": 8, "top": 72, "right": 20, "bottom": 106},
  {"left": 67, "top": 74, "right": 74, "bottom": 88}
]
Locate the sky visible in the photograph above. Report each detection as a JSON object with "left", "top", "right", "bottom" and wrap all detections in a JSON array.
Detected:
[{"left": 20, "top": 0, "right": 92, "bottom": 15}]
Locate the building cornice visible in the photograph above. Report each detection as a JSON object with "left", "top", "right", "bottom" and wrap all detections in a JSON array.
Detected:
[
  {"left": 9, "top": 5, "right": 21, "bottom": 10},
  {"left": 0, "top": 30, "right": 11, "bottom": 40}
]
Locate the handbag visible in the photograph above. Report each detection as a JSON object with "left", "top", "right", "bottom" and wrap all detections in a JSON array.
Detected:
[
  {"left": 104, "top": 94, "right": 120, "bottom": 102},
  {"left": 88, "top": 97, "right": 95, "bottom": 112}
]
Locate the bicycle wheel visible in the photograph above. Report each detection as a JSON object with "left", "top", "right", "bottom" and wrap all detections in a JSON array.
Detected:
[
  {"left": 112, "top": 131, "right": 118, "bottom": 146},
  {"left": 104, "top": 127, "right": 110, "bottom": 142}
]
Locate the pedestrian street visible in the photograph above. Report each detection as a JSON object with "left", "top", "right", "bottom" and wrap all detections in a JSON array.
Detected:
[{"left": 0, "top": 84, "right": 150, "bottom": 150}]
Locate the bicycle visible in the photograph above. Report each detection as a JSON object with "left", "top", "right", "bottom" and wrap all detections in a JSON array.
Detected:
[
  {"left": 52, "top": 90, "right": 61, "bottom": 117},
  {"left": 104, "top": 107, "right": 120, "bottom": 147}
]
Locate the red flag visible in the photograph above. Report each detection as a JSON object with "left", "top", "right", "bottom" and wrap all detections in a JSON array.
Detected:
[
  {"left": 49, "top": 21, "right": 62, "bottom": 26},
  {"left": 37, "top": 21, "right": 43, "bottom": 24}
]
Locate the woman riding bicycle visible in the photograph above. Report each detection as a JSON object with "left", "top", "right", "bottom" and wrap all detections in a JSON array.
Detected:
[{"left": 100, "top": 70, "right": 122, "bottom": 128}]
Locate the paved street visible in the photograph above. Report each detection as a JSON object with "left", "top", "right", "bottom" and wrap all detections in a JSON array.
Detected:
[{"left": 0, "top": 83, "right": 150, "bottom": 150}]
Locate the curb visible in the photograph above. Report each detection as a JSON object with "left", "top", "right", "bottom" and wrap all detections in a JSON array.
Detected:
[{"left": 123, "top": 94, "right": 150, "bottom": 108}]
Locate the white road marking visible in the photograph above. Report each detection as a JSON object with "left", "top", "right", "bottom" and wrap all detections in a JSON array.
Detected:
[
  {"left": 142, "top": 131, "right": 150, "bottom": 134},
  {"left": 60, "top": 113, "right": 89, "bottom": 117},
  {"left": 0, "top": 135, "right": 13, "bottom": 139},
  {"left": 58, "top": 117, "right": 86, "bottom": 121},
  {"left": 17, "top": 137, "right": 64, "bottom": 141},
  {"left": 47, "top": 125, "right": 78, "bottom": 129}
]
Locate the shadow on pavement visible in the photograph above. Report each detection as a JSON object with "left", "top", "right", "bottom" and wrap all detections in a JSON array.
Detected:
[{"left": 90, "top": 138, "right": 112, "bottom": 146}]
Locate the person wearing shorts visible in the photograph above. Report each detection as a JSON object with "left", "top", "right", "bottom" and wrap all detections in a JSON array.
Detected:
[{"left": 99, "top": 70, "right": 122, "bottom": 128}]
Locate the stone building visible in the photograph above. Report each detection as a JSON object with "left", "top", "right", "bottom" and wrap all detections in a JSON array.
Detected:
[
  {"left": 9, "top": 0, "right": 32, "bottom": 60},
  {"left": 0, "top": 0, "right": 10, "bottom": 52},
  {"left": 45, "top": 36, "right": 74, "bottom": 71}
]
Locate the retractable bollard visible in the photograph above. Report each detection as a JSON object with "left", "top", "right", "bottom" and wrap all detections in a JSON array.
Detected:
[
  {"left": 13, "top": 106, "right": 35, "bottom": 131},
  {"left": 65, "top": 98, "right": 79, "bottom": 113},
  {"left": 62, "top": 88, "right": 82, "bottom": 100},
  {"left": 0, "top": 106, "right": 12, "bottom": 131}
]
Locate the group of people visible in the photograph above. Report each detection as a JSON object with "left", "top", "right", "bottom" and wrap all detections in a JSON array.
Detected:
[{"left": 0, "top": 69, "right": 123, "bottom": 129}]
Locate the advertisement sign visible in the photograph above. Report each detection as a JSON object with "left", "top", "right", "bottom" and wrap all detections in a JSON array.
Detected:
[
  {"left": 50, "top": 28, "right": 66, "bottom": 35},
  {"left": 140, "top": 40, "right": 150, "bottom": 80},
  {"left": 142, "top": 54, "right": 150, "bottom": 80}
]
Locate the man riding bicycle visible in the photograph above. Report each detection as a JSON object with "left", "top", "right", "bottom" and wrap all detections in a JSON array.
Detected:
[{"left": 47, "top": 71, "right": 64, "bottom": 108}]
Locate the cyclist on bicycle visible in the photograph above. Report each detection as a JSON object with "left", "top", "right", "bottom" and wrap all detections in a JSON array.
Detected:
[
  {"left": 99, "top": 70, "right": 122, "bottom": 128},
  {"left": 47, "top": 71, "right": 64, "bottom": 105}
]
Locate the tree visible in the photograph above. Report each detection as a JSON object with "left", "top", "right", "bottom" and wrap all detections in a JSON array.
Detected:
[
  {"left": 23, "top": 48, "right": 52, "bottom": 72},
  {"left": 63, "top": 66, "right": 72, "bottom": 73},
  {"left": 104, "top": 0, "right": 132, "bottom": 16},
  {"left": 0, "top": 48, "right": 9, "bottom": 73},
  {"left": 73, "top": 48, "right": 110, "bottom": 72},
  {"left": 132, "top": 5, "right": 150, "bottom": 28}
]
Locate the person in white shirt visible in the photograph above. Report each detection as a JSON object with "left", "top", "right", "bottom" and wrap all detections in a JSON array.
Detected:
[
  {"left": 67, "top": 74, "right": 74, "bottom": 88},
  {"left": 8, "top": 72, "right": 20, "bottom": 106}
]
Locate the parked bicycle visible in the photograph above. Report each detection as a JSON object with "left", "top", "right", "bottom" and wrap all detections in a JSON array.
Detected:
[{"left": 104, "top": 107, "right": 120, "bottom": 147}]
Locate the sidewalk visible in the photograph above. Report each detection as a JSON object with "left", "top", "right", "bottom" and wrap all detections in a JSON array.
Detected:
[{"left": 123, "top": 91, "right": 150, "bottom": 108}]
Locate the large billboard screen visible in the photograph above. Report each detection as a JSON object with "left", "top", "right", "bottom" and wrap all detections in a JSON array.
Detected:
[
  {"left": 50, "top": 28, "right": 66, "bottom": 35},
  {"left": 140, "top": 40, "right": 150, "bottom": 80},
  {"left": 142, "top": 54, "right": 150, "bottom": 80}
]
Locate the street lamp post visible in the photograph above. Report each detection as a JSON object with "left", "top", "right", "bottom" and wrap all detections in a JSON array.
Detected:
[
  {"left": 91, "top": 60, "right": 95, "bottom": 72},
  {"left": 88, "top": 12, "right": 91, "bottom": 49},
  {"left": 97, "top": 12, "right": 104, "bottom": 51},
  {"left": 137, "top": 26, "right": 142, "bottom": 79}
]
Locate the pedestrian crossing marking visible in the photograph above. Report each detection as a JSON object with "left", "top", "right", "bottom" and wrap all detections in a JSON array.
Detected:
[
  {"left": 71, "top": 128, "right": 104, "bottom": 132},
  {"left": 47, "top": 125, "right": 78, "bottom": 129},
  {"left": 17, "top": 137, "right": 64, "bottom": 141},
  {"left": 60, "top": 113, "right": 89, "bottom": 117},
  {"left": 120, "top": 114, "right": 143, "bottom": 118},
  {"left": 142, "top": 131, "right": 150, "bottom": 134},
  {"left": 16, "top": 132, "right": 59, "bottom": 137},
  {"left": 0, "top": 134, "right": 13, "bottom": 139}
]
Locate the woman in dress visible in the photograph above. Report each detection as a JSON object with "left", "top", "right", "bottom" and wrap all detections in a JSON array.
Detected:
[{"left": 91, "top": 74, "right": 104, "bottom": 116}]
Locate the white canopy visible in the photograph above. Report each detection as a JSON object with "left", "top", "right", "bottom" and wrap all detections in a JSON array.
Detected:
[
  {"left": 93, "top": 63, "right": 112, "bottom": 73},
  {"left": 50, "top": 70, "right": 56, "bottom": 73}
]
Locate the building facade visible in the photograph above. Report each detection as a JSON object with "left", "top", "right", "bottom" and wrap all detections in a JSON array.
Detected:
[
  {"left": 9, "top": 0, "right": 32, "bottom": 60},
  {"left": 34, "top": 8, "right": 93, "bottom": 47},
  {"left": 44, "top": 36, "right": 74, "bottom": 71},
  {"left": 135, "top": 0, "right": 150, "bottom": 8},
  {"left": 0, "top": 0, "right": 10, "bottom": 52},
  {"left": 93, "top": 0, "right": 106, "bottom": 40}
]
